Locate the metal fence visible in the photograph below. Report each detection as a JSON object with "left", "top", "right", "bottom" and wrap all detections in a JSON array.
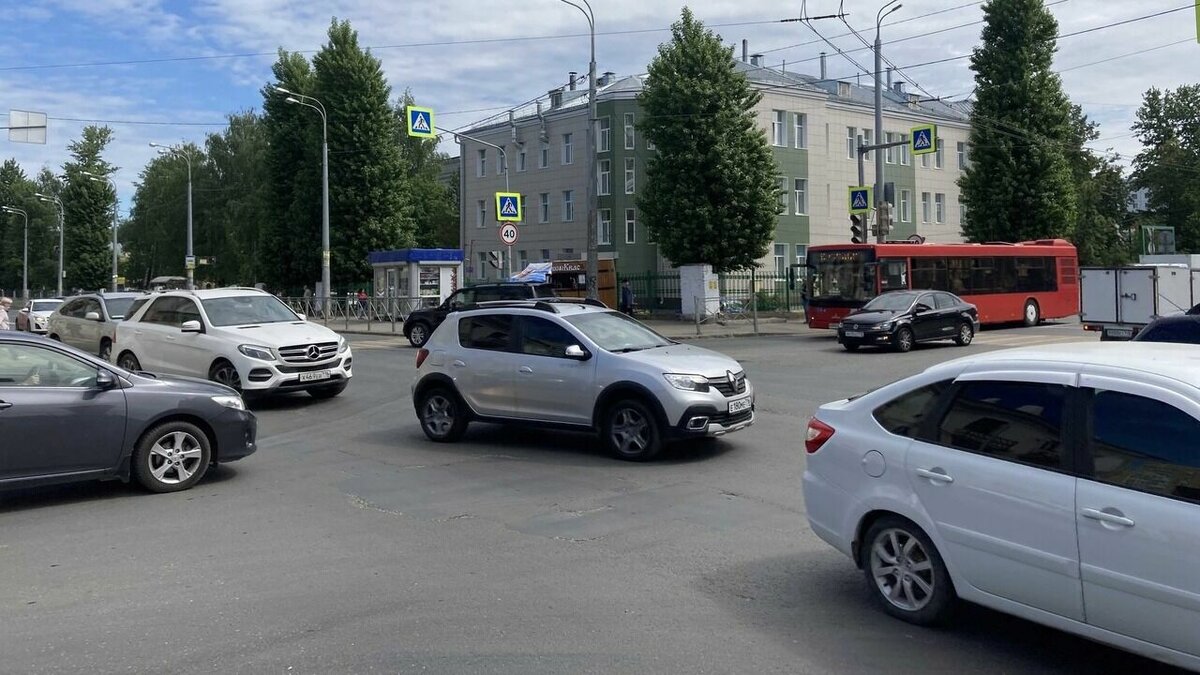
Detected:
[
  {"left": 278, "top": 295, "right": 429, "bottom": 334},
  {"left": 619, "top": 270, "right": 804, "bottom": 317}
]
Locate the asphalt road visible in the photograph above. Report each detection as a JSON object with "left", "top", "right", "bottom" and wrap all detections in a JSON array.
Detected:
[{"left": 0, "top": 322, "right": 1184, "bottom": 674}]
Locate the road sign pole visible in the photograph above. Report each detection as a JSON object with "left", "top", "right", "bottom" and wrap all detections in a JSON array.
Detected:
[{"left": 507, "top": 244, "right": 512, "bottom": 279}]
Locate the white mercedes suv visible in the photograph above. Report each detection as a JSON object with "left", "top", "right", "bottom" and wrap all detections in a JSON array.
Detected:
[{"left": 113, "top": 288, "right": 352, "bottom": 399}]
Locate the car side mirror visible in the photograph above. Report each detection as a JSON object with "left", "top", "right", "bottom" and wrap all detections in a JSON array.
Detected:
[
  {"left": 85, "top": 311, "right": 102, "bottom": 321},
  {"left": 181, "top": 320, "right": 203, "bottom": 333},
  {"left": 915, "top": 304, "right": 931, "bottom": 314},
  {"left": 296, "top": 313, "right": 307, "bottom": 322},
  {"left": 565, "top": 345, "right": 591, "bottom": 361},
  {"left": 96, "top": 369, "right": 117, "bottom": 390}
]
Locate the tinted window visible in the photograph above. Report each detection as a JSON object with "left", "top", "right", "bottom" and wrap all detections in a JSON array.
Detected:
[
  {"left": 458, "top": 315, "right": 513, "bottom": 351},
  {"left": 0, "top": 344, "right": 97, "bottom": 388},
  {"left": 1091, "top": 390, "right": 1200, "bottom": 503},
  {"left": 125, "top": 297, "right": 150, "bottom": 320},
  {"left": 447, "top": 289, "right": 475, "bottom": 308},
  {"left": 937, "top": 381, "right": 1066, "bottom": 469},
  {"left": 61, "top": 299, "right": 86, "bottom": 318},
  {"left": 31, "top": 300, "right": 62, "bottom": 312},
  {"left": 82, "top": 298, "right": 103, "bottom": 317},
  {"left": 914, "top": 294, "right": 935, "bottom": 312},
  {"left": 873, "top": 381, "right": 949, "bottom": 438},
  {"left": 933, "top": 293, "right": 958, "bottom": 310},
  {"left": 473, "top": 288, "right": 503, "bottom": 303},
  {"left": 1135, "top": 320, "right": 1200, "bottom": 344},
  {"left": 498, "top": 286, "right": 531, "bottom": 300},
  {"left": 201, "top": 296, "right": 294, "bottom": 326},
  {"left": 519, "top": 317, "right": 578, "bottom": 358},
  {"left": 104, "top": 297, "right": 137, "bottom": 319},
  {"left": 142, "top": 297, "right": 185, "bottom": 326}
]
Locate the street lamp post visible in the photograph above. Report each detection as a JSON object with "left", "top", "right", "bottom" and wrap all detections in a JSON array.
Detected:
[
  {"left": 875, "top": 0, "right": 902, "bottom": 244},
  {"left": 150, "top": 143, "right": 195, "bottom": 290},
  {"left": 1, "top": 206, "right": 28, "bottom": 299},
  {"left": 274, "top": 87, "right": 330, "bottom": 304},
  {"left": 35, "top": 193, "right": 64, "bottom": 297},
  {"left": 558, "top": 0, "right": 598, "bottom": 300},
  {"left": 82, "top": 171, "right": 120, "bottom": 292}
]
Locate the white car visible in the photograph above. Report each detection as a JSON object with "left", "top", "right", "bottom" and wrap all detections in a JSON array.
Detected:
[
  {"left": 113, "top": 288, "right": 352, "bottom": 399},
  {"left": 803, "top": 342, "right": 1200, "bottom": 670},
  {"left": 16, "top": 298, "right": 63, "bottom": 334},
  {"left": 47, "top": 292, "right": 145, "bottom": 359}
]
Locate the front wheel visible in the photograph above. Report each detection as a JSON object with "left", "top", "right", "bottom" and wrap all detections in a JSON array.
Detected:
[
  {"left": 209, "top": 360, "right": 241, "bottom": 391},
  {"left": 132, "top": 421, "right": 212, "bottom": 493},
  {"left": 603, "top": 399, "right": 662, "bottom": 461},
  {"left": 862, "top": 516, "right": 956, "bottom": 625},
  {"left": 117, "top": 351, "right": 141, "bottom": 372},
  {"left": 893, "top": 326, "right": 915, "bottom": 353},
  {"left": 1022, "top": 299, "right": 1040, "bottom": 327},
  {"left": 953, "top": 322, "right": 974, "bottom": 346},
  {"left": 417, "top": 386, "right": 468, "bottom": 442},
  {"left": 99, "top": 338, "right": 112, "bottom": 362}
]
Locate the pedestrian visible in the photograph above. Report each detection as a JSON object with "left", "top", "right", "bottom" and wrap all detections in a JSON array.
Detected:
[
  {"left": 302, "top": 286, "right": 313, "bottom": 315},
  {"left": 0, "top": 297, "right": 12, "bottom": 330},
  {"left": 619, "top": 280, "right": 635, "bottom": 316},
  {"left": 356, "top": 288, "right": 368, "bottom": 319}
]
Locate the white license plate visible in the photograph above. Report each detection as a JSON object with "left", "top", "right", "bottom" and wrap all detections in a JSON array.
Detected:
[
  {"left": 844, "top": 330, "right": 864, "bottom": 338},
  {"left": 1106, "top": 328, "right": 1132, "bottom": 338},
  {"left": 299, "top": 370, "right": 330, "bottom": 382},
  {"left": 729, "top": 396, "right": 752, "bottom": 414}
]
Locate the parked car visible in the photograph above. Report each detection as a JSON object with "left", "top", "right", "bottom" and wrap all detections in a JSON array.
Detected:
[
  {"left": 48, "top": 292, "right": 146, "bottom": 359},
  {"left": 411, "top": 299, "right": 753, "bottom": 461},
  {"left": 1133, "top": 314, "right": 1200, "bottom": 344},
  {"left": 403, "top": 282, "right": 556, "bottom": 347},
  {"left": 0, "top": 331, "right": 256, "bottom": 493},
  {"left": 113, "top": 287, "right": 351, "bottom": 399},
  {"left": 802, "top": 342, "right": 1200, "bottom": 670},
  {"left": 16, "top": 298, "right": 63, "bottom": 334},
  {"left": 837, "top": 290, "right": 979, "bottom": 352}
]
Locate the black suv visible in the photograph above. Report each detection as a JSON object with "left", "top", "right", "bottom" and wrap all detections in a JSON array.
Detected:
[{"left": 403, "top": 283, "right": 556, "bottom": 347}]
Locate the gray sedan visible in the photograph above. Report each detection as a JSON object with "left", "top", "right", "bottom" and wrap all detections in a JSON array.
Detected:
[{"left": 0, "top": 332, "right": 256, "bottom": 494}]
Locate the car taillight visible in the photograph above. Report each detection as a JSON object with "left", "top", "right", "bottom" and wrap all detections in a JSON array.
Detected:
[
  {"left": 415, "top": 348, "right": 430, "bottom": 369},
  {"left": 806, "top": 417, "right": 835, "bottom": 454}
]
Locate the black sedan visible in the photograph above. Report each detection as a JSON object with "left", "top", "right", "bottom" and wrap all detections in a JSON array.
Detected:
[
  {"left": 1133, "top": 314, "right": 1200, "bottom": 344},
  {"left": 0, "top": 332, "right": 256, "bottom": 494},
  {"left": 837, "top": 290, "right": 979, "bottom": 352}
]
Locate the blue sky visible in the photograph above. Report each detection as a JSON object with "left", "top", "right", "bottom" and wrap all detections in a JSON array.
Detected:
[{"left": 0, "top": 0, "right": 1195, "bottom": 214}]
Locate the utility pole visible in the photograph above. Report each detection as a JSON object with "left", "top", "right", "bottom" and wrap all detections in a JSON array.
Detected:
[
  {"left": 874, "top": 0, "right": 902, "bottom": 244},
  {"left": 559, "top": 0, "right": 598, "bottom": 300}
]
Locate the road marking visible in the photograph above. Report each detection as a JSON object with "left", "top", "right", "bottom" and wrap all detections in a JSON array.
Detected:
[
  {"left": 974, "top": 334, "right": 1092, "bottom": 347},
  {"left": 350, "top": 339, "right": 408, "bottom": 351}
]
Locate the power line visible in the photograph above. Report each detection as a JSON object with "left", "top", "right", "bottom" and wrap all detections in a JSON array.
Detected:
[{"left": 760, "top": 0, "right": 985, "bottom": 56}]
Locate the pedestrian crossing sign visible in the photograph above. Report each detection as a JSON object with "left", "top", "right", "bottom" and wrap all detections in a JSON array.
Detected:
[
  {"left": 496, "top": 192, "right": 522, "bottom": 222},
  {"left": 911, "top": 123, "right": 937, "bottom": 155},
  {"left": 406, "top": 106, "right": 435, "bottom": 138},
  {"left": 848, "top": 186, "right": 872, "bottom": 214}
]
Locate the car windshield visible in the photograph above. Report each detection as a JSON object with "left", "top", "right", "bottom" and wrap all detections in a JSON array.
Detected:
[
  {"left": 863, "top": 293, "right": 918, "bottom": 311},
  {"left": 105, "top": 298, "right": 137, "bottom": 319},
  {"left": 201, "top": 295, "right": 298, "bottom": 326},
  {"left": 564, "top": 311, "right": 674, "bottom": 352},
  {"left": 31, "top": 300, "right": 62, "bottom": 312}
]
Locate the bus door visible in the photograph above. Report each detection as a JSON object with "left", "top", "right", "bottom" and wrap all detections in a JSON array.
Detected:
[{"left": 878, "top": 258, "right": 910, "bottom": 292}]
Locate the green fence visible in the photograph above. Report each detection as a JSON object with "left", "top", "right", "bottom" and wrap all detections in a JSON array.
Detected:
[{"left": 619, "top": 270, "right": 804, "bottom": 316}]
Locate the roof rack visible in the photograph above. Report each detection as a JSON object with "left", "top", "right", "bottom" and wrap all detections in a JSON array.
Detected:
[{"left": 456, "top": 298, "right": 609, "bottom": 314}]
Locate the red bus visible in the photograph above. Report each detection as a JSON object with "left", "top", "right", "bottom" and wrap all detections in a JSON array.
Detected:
[{"left": 805, "top": 239, "right": 1079, "bottom": 329}]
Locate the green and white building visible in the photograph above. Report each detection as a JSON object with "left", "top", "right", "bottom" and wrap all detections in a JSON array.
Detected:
[{"left": 459, "top": 49, "right": 971, "bottom": 281}]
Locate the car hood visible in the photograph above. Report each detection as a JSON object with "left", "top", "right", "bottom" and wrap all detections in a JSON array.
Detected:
[
  {"left": 844, "top": 309, "right": 905, "bottom": 325},
  {"left": 30, "top": 311, "right": 57, "bottom": 319},
  {"left": 612, "top": 343, "right": 744, "bottom": 377},
  {"left": 126, "top": 370, "right": 236, "bottom": 396},
  {"left": 214, "top": 321, "right": 342, "bottom": 347}
]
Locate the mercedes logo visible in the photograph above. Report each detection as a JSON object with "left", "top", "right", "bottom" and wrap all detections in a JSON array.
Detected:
[{"left": 306, "top": 344, "right": 322, "bottom": 360}]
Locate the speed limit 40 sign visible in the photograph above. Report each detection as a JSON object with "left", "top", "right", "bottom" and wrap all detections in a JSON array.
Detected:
[{"left": 499, "top": 223, "right": 519, "bottom": 246}]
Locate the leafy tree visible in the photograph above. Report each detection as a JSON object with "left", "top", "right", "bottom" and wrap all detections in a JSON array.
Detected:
[
  {"left": 1132, "top": 85, "right": 1200, "bottom": 252},
  {"left": 1063, "top": 106, "right": 1130, "bottom": 266},
  {"left": 637, "top": 8, "right": 778, "bottom": 272},
  {"left": 202, "top": 111, "right": 270, "bottom": 284},
  {"left": 394, "top": 90, "right": 458, "bottom": 248},
  {"left": 960, "top": 0, "right": 1076, "bottom": 243},
  {"left": 61, "top": 126, "right": 118, "bottom": 291},
  {"left": 123, "top": 147, "right": 197, "bottom": 287}
]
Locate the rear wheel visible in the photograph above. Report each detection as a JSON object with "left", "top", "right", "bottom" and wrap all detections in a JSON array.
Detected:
[
  {"left": 862, "top": 516, "right": 956, "bottom": 625},
  {"left": 603, "top": 398, "right": 662, "bottom": 462},
  {"left": 407, "top": 322, "right": 431, "bottom": 348},
  {"left": 893, "top": 326, "right": 915, "bottom": 353},
  {"left": 953, "top": 322, "right": 974, "bottom": 346},
  {"left": 417, "top": 386, "right": 468, "bottom": 442},
  {"left": 1022, "top": 299, "right": 1040, "bottom": 327},
  {"left": 117, "top": 351, "right": 141, "bottom": 371}
]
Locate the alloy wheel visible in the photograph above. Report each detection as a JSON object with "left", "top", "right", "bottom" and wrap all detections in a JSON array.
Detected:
[
  {"left": 611, "top": 407, "right": 650, "bottom": 455},
  {"left": 148, "top": 430, "right": 204, "bottom": 485},
  {"left": 410, "top": 324, "right": 428, "bottom": 346},
  {"left": 212, "top": 363, "right": 241, "bottom": 389},
  {"left": 958, "top": 324, "right": 973, "bottom": 345},
  {"left": 870, "top": 528, "right": 936, "bottom": 612}
]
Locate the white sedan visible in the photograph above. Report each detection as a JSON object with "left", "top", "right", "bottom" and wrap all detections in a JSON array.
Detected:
[
  {"left": 803, "top": 342, "right": 1200, "bottom": 671},
  {"left": 16, "top": 298, "right": 63, "bottom": 333}
]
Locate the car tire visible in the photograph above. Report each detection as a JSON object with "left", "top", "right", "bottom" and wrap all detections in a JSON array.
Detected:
[
  {"left": 953, "top": 322, "right": 974, "bottom": 346},
  {"left": 1022, "top": 299, "right": 1040, "bottom": 327},
  {"left": 893, "top": 326, "right": 915, "bottom": 353},
  {"left": 308, "top": 381, "right": 348, "bottom": 399},
  {"left": 407, "top": 322, "right": 432, "bottom": 348},
  {"left": 417, "top": 386, "right": 469, "bottom": 442},
  {"left": 99, "top": 338, "right": 113, "bottom": 362},
  {"left": 842, "top": 343, "right": 860, "bottom": 352},
  {"left": 117, "top": 351, "right": 141, "bottom": 371},
  {"left": 602, "top": 398, "right": 663, "bottom": 462},
  {"left": 49, "top": 333, "right": 61, "bottom": 342},
  {"left": 861, "top": 515, "right": 956, "bottom": 626},
  {"left": 132, "top": 421, "right": 212, "bottom": 493},
  {"left": 209, "top": 359, "right": 242, "bottom": 391}
]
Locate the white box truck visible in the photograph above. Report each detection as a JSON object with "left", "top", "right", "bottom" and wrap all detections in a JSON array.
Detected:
[{"left": 1080, "top": 265, "right": 1194, "bottom": 340}]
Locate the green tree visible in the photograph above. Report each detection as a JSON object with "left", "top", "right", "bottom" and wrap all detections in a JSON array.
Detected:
[
  {"left": 123, "top": 147, "right": 197, "bottom": 287},
  {"left": 1132, "top": 85, "right": 1200, "bottom": 252},
  {"left": 201, "top": 112, "right": 270, "bottom": 284},
  {"left": 1064, "top": 106, "right": 1130, "bottom": 266},
  {"left": 61, "top": 126, "right": 118, "bottom": 291},
  {"left": 636, "top": 8, "right": 779, "bottom": 272},
  {"left": 0, "top": 160, "right": 34, "bottom": 294},
  {"left": 960, "top": 0, "right": 1076, "bottom": 243},
  {"left": 394, "top": 91, "right": 458, "bottom": 248}
]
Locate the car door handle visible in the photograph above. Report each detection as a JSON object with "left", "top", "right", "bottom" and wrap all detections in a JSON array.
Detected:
[
  {"left": 0, "top": 400, "right": 11, "bottom": 411},
  {"left": 452, "top": 360, "right": 466, "bottom": 368},
  {"left": 518, "top": 366, "right": 533, "bottom": 375},
  {"left": 915, "top": 467, "right": 954, "bottom": 484},
  {"left": 1081, "top": 508, "right": 1135, "bottom": 528}
]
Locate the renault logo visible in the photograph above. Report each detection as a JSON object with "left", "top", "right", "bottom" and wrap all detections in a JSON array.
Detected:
[
  {"left": 306, "top": 344, "right": 322, "bottom": 360},
  {"left": 727, "top": 370, "right": 736, "bottom": 386}
]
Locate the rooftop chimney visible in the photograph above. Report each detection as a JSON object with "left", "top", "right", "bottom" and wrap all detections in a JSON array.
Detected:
[
  {"left": 750, "top": 53, "right": 763, "bottom": 67},
  {"left": 819, "top": 52, "right": 827, "bottom": 79},
  {"left": 569, "top": 72, "right": 578, "bottom": 91},
  {"left": 907, "top": 93, "right": 921, "bottom": 108},
  {"left": 893, "top": 81, "right": 905, "bottom": 95},
  {"left": 742, "top": 39, "right": 748, "bottom": 63},
  {"left": 598, "top": 71, "right": 616, "bottom": 86},
  {"left": 886, "top": 67, "right": 893, "bottom": 89}
]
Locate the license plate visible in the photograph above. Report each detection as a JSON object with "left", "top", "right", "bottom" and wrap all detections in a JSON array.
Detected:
[
  {"left": 729, "top": 396, "right": 752, "bottom": 414},
  {"left": 1105, "top": 328, "right": 1133, "bottom": 339},
  {"left": 299, "top": 370, "right": 330, "bottom": 382},
  {"left": 844, "top": 330, "right": 864, "bottom": 338}
]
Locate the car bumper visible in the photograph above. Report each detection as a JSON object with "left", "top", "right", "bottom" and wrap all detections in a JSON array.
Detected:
[
  {"left": 667, "top": 382, "right": 756, "bottom": 439},
  {"left": 837, "top": 326, "right": 895, "bottom": 346},
  {"left": 238, "top": 352, "right": 354, "bottom": 393},
  {"left": 802, "top": 469, "right": 856, "bottom": 561},
  {"left": 212, "top": 407, "right": 258, "bottom": 462}
]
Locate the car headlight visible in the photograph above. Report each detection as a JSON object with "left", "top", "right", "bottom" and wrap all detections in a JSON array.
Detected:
[
  {"left": 237, "top": 344, "right": 275, "bottom": 361},
  {"left": 211, "top": 394, "right": 245, "bottom": 411},
  {"left": 338, "top": 336, "right": 349, "bottom": 353},
  {"left": 664, "top": 373, "right": 710, "bottom": 392},
  {"left": 871, "top": 321, "right": 893, "bottom": 330}
]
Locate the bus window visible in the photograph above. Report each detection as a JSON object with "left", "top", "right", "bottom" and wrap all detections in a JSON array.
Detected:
[
  {"left": 879, "top": 259, "right": 908, "bottom": 291},
  {"left": 807, "top": 249, "right": 874, "bottom": 302},
  {"left": 911, "top": 257, "right": 947, "bottom": 290}
]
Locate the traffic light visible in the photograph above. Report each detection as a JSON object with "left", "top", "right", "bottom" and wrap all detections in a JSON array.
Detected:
[{"left": 850, "top": 215, "right": 864, "bottom": 244}]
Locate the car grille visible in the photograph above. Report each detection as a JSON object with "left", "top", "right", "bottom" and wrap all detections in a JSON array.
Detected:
[
  {"left": 277, "top": 362, "right": 340, "bottom": 374},
  {"left": 710, "top": 409, "right": 753, "bottom": 427},
  {"left": 278, "top": 341, "right": 339, "bottom": 364},
  {"left": 708, "top": 371, "right": 747, "bottom": 397}
]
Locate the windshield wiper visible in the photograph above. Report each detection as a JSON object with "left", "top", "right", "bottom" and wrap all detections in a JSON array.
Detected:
[{"left": 611, "top": 346, "right": 650, "bottom": 353}]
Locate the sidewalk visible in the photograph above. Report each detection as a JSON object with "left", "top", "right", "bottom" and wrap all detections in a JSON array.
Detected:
[{"left": 328, "top": 314, "right": 814, "bottom": 341}]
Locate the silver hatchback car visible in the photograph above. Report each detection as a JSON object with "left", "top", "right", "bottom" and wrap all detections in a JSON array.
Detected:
[{"left": 411, "top": 300, "right": 754, "bottom": 461}]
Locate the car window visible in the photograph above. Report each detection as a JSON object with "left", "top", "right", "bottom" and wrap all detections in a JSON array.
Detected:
[
  {"left": 873, "top": 381, "right": 949, "bottom": 438},
  {"left": 82, "top": 298, "right": 103, "bottom": 317},
  {"left": 936, "top": 380, "right": 1067, "bottom": 469},
  {"left": 564, "top": 311, "right": 672, "bottom": 352},
  {"left": 519, "top": 317, "right": 578, "bottom": 358},
  {"left": 915, "top": 294, "right": 935, "bottom": 311},
  {"left": 200, "top": 295, "right": 295, "bottom": 326},
  {"left": 498, "top": 286, "right": 529, "bottom": 300},
  {"left": 473, "top": 288, "right": 502, "bottom": 303},
  {"left": 862, "top": 292, "right": 918, "bottom": 311},
  {"left": 0, "top": 344, "right": 98, "bottom": 388},
  {"left": 142, "top": 297, "right": 184, "bottom": 326},
  {"left": 1090, "top": 390, "right": 1200, "bottom": 504},
  {"left": 60, "top": 299, "right": 85, "bottom": 318},
  {"left": 1136, "top": 321, "right": 1200, "bottom": 344},
  {"left": 32, "top": 300, "right": 62, "bottom": 312},
  {"left": 933, "top": 293, "right": 958, "bottom": 310},
  {"left": 104, "top": 297, "right": 138, "bottom": 319},
  {"left": 448, "top": 289, "right": 474, "bottom": 308},
  {"left": 124, "top": 297, "right": 150, "bottom": 320},
  {"left": 458, "top": 314, "right": 513, "bottom": 351}
]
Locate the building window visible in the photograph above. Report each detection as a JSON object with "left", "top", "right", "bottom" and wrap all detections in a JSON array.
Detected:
[
  {"left": 624, "top": 112, "right": 635, "bottom": 149},
  {"left": 477, "top": 252, "right": 488, "bottom": 279},
  {"left": 598, "top": 160, "right": 611, "bottom": 196},
  {"left": 646, "top": 138, "right": 656, "bottom": 151},
  {"left": 794, "top": 244, "right": 807, "bottom": 265},
  {"left": 861, "top": 128, "right": 874, "bottom": 161},
  {"left": 539, "top": 141, "right": 549, "bottom": 169},
  {"left": 793, "top": 178, "right": 807, "bottom": 215},
  {"left": 518, "top": 148, "right": 527, "bottom": 172},
  {"left": 900, "top": 134, "right": 910, "bottom": 166},
  {"left": 921, "top": 151, "right": 929, "bottom": 169},
  {"left": 518, "top": 195, "right": 527, "bottom": 223},
  {"left": 934, "top": 141, "right": 944, "bottom": 169},
  {"left": 540, "top": 248, "right": 551, "bottom": 261},
  {"left": 959, "top": 196, "right": 966, "bottom": 225},
  {"left": 476, "top": 199, "right": 486, "bottom": 227},
  {"left": 598, "top": 117, "right": 610, "bottom": 153},
  {"left": 777, "top": 177, "right": 788, "bottom": 213},
  {"left": 476, "top": 149, "right": 486, "bottom": 178},
  {"left": 885, "top": 132, "right": 895, "bottom": 164},
  {"left": 624, "top": 209, "right": 636, "bottom": 244},
  {"left": 598, "top": 209, "right": 612, "bottom": 245},
  {"left": 921, "top": 192, "right": 931, "bottom": 223},
  {"left": 772, "top": 110, "right": 786, "bottom": 146},
  {"left": 518, "top": 250, "right": 528, "bottom": 269},
  {"left": 900, "top": 189, "right": 911, "bottom": 223},
  {"left": 624, "top": 157, "right": 635, "bottom": 194},
  {"left": 562, "top": 133, "right": 573, "bottom": 165},
  {"left": 935, "top": 193, "right": 945, "bottom": 223},
  {"left": 793, "top": 113, "right": 806, "bottom": 149},
  {"left": 957, "top": 141, "right": 967, "bottom": 169},
  {"left": 846, "top": 126, "right": 856, "bottom": 159},
  {"left": 563, "top": 248, "right": 574, "bottom": 257},
  {"left": 562, "top": 190, "right": 574, "bottom": 222},
  {"left": 773, "top": 243, "right": 787, "bottom": 277},
  {"left": 538, "top": 193, "right": 549, "bottom": 223}
]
